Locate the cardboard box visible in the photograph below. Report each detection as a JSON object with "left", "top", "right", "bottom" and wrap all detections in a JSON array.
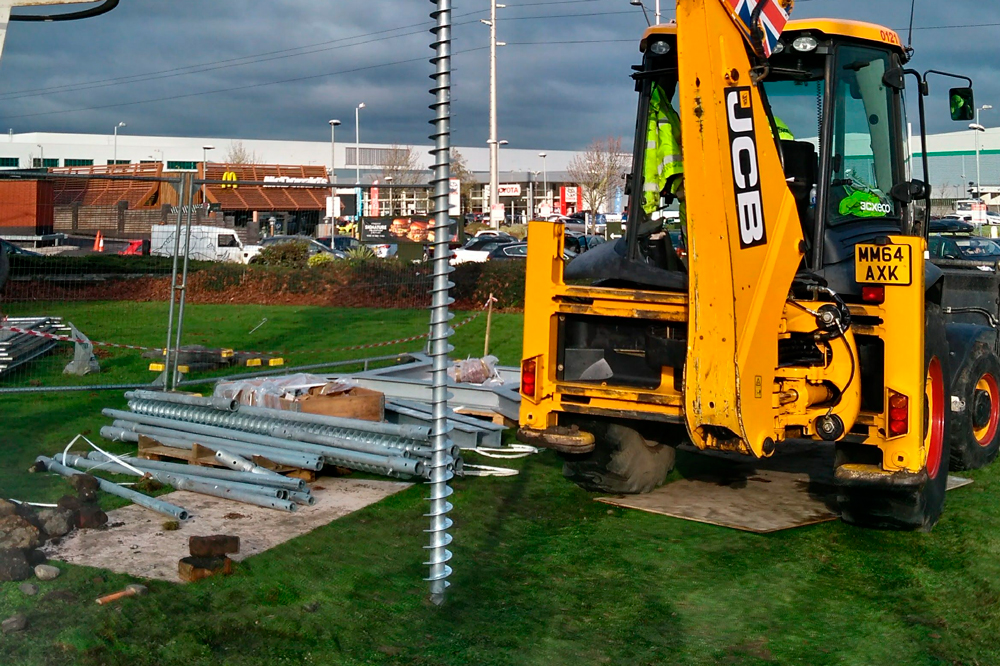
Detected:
[{"left": 282, "top": 386, "right": 384, "bottom": 422}]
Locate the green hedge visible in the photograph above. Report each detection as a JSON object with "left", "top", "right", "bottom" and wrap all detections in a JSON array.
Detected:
[{"left": 8, "top": 254, "right": 214, "bottom": 276}]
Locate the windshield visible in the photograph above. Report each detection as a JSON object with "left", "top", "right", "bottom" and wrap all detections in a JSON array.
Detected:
[{"left": 827, "top": 45, "right": 902, "bottom": 226}]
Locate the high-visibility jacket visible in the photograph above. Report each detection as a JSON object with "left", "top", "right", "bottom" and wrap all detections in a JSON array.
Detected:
[
  {"left": 643, "top": 84, "right": 684, "bottom": 214},
  {"left": 775, "top": 116, "right": 795, "bottom": 141}
]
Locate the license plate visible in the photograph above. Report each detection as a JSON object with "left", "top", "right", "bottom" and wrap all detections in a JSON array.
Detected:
[{"left": 855, "top": 243, "right": 912, "bottom": 285}]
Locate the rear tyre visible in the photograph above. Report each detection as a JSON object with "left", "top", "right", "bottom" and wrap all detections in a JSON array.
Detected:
[
  {"left": 839, "top": 305, "right": 951, "bottom": 531},
  {"left": 948, "top": 344, "right": 1000, "bottom": 470},
  {"left": 562, "top": 421, "right": 676, "bottom": 494}
]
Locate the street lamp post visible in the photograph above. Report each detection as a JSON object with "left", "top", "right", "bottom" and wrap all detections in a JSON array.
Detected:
[
  {"left": 355, "top": 102, "right": 365, "bottom": 185},
  {"left": 202, "top": 145, "right": 215, "bottom": 202},
  {"left": 328, "top": 119, "right": 341, "bottom": 183},
  {"left": 973, "top": 104, "right": 993, "bottom": 199},
  {"left": 385, "top": 175, "right": 394, "bottom": 216},
  {"left": 539, "top": 152, "right": 548, "bottom": 213},
  {"left": 482, "top": 1, "right": 506, "bottom": 223},
  {"left": 487, "top": 139, "right": 508, "bottom": 229},
  {"left": 113, "top": 121, "right": 126, "bottom": 165}
]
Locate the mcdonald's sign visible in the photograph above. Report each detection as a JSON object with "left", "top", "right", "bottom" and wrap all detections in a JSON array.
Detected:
[{"left": 221, "top": 171, "right": 239, "bottom": 189}]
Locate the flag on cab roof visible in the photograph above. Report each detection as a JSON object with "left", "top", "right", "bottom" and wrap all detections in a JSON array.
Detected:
[{"left": 726, "top": 0, "right": 790, "bottom": 58}]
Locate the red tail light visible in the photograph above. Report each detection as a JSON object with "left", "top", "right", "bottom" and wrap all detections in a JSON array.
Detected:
[
  {"left": 862, "top": 286, "right": 885, "bottom": 304},
  {"left": 521, "top": 358, "right": 537, "bottom": 399},
  {"left": 888, "top": 391, "right": 908, "bottom": 436}
]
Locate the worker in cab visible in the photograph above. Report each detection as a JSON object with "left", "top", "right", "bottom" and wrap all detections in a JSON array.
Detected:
[{"left": 643, "top": 82, "right": 684, "bottom": 217}]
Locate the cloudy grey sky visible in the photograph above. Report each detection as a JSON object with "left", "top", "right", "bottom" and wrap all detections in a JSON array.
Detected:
[{"left": 0, "top": 0, "right": 993, "bottom": 150}]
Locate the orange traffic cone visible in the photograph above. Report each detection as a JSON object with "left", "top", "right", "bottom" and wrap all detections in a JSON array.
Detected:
[{"left": 93, "top": 231, "right": 104, "bottom": 253}]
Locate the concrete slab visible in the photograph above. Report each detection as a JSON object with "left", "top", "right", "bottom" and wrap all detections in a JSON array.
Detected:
[
  {"left": 42, "top": 478, "right": 411, "bottom": 582},
  {"left": 597, "top": 444, "right": 972, "bottom": 533}
]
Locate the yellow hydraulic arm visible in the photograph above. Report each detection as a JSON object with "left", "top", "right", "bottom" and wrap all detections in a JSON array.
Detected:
[{"left": 678, "top": 0, "right": 805, "bottom": 456}]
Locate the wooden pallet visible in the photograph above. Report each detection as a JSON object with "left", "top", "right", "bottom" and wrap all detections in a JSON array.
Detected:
[
  {"left": 453, "top": 407, "right": 516, "bottom": 428},
  {"left": 136, "top": 436, "right": 317, "bottom": 481}
]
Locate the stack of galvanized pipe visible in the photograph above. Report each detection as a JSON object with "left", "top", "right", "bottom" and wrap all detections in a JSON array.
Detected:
[
  {"left": 99, "top": 389, "right": 461, "bottom": 481},
  {"left": 46, "top": 451, "right": 312, "bottom": 514},
  {"left": 0, "top": 316, "right": 71, "bottom": 377}
]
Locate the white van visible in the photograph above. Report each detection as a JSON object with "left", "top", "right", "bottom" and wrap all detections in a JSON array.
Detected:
[{"left": 151, "top": 225, "right": 259, "bottom": 264}]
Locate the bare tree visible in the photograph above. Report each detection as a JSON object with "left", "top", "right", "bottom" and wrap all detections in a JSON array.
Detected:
[
  {"left": 450, "top": 148, "right": 477, "bottom": 211},
  {"left": 378, "top": 145, "right": 423, "bottom": 215},
  {"left": 566, "top": 137, "right": 629, "bottom": 215},
  {"left": 225, "top": 140, "right": 261, "bottom": 165}
]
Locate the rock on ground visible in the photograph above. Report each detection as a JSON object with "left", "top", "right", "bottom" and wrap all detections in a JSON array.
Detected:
[
  {"left": 1, "top": 614, "right": 27, "bottom": 634},
  {"left": 18, "top": 582, "right": 38, "bottom": 596},
  {"left": 77, "top": 505, "right": 108, "bottom": 530},
  {"left": 37, "top": 509, "right": 75, "bottom": 539},
  {"left": 0, "top": 500, "right": 15, "bottom": 518},
  {"left": 0, "top": 515, "right": 40, "bottom": 551},
  {"left": 0, "top": 549, "right": 32, "bottom": 582},
  {"left": 34, "top": 564, "right": 60, "bottom": 581}
]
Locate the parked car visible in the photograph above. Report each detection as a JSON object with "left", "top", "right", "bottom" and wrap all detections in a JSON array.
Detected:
[
  {"left": 316, "top": 236, "right": 361, "bottom": 253},
  {"left": 474, "top": 230, "right": 516, "bottom": 241},
  {"left": 487, "top": 241, "right": 576, "bottom": 262},
  {"left": 450, "top": 236, "right": 517, "bottom": 265},
  {"left": 0, "top": 239, "right": 41, "bottom": 257},
  {"left": 564, "top": 231, "right": 606, "bottom": 254},
  {"left": 259, "top": 235, "right": 346, "bottom": 259},
  {"left": 929, "top": 234, "right": 1000, "bottom": 261}
]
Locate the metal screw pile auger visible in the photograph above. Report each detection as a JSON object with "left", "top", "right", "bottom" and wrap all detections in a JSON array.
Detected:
[
  {"left": 428, "top": 0, "right": 456, "bottom": 605},
  {"left": 101, "top": 390, "right": 457, "bottom": 480}
]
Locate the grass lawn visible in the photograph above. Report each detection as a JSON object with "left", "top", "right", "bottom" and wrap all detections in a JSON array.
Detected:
[{"left": 2, "top": 303, "right": 1000, "bottom": 665}]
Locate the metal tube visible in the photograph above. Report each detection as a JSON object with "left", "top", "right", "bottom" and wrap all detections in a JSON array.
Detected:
[
  {"left": 56, "top": 454, "right": 289, "bottom": 500},
  {"left": 36, "top": 456, "right": 190, "bottom": 521},
  {"left": 123, "top": 399, "right": 437, "bottom": 459},
  {"left": 107, "top": 413, "right": 425, "bottom": 478},
  {"left": 214, "top": 449, "right": 285, "bottom": 479},
  {"left": 102, "top": 424, "right": 323, "bottom": 471},
  {"left": 171, "top": 175, "right": 197, "bottom": 389},
  {"left": 155, "top": 472, "right": 298, "bottom": 513},
  {"left": 162, "top": 176, "right": 187, "bottom": 386},
  {"left": 238, "top": 405, "right": 429, "bottom": 441},
  {"left": 126, "top": 390, "right": 238, "bottom": 412},
  {"left": 85, "top": 449, "right": 305, "bottom": 491},
  {"left": 428, "top": 0, "right": 456, "bottom": 604},
  {"left": 286, "top": 490, "right": 316, "bottom": 506}
]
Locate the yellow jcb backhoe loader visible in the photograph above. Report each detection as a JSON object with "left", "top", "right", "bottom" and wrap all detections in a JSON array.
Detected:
[{"left": 518, "top": 0, "right": 999, "bottom": 530}]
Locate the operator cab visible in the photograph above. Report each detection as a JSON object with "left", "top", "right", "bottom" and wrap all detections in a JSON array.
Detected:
[{"left": 571, "top": 20, "right": 966, "bottom": 300}]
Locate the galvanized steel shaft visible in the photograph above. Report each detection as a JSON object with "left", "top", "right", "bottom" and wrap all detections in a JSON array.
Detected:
[
  {"left": 427, "top": 0, "right": 456, "bottom": 604},
  {"left": 36, "top": 456, "right": 190, "bottom": 521},
  {"left": 85, "top": 449, "right": 305, "bottom": 491}
]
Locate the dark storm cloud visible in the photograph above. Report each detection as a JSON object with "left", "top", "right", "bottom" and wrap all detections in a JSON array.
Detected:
[{"left": 0, "top": 0, "right": 991, "bottom": 149}]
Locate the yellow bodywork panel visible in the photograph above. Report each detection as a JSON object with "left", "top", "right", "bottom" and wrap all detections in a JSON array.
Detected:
[{"left": 676, "top": 0, "right": 804, "bottom": 457}]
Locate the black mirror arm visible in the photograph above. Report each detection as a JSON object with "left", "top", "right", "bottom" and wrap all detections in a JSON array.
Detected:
[{"left": 904, "top": 69, "right": 932, "bottom": 238}]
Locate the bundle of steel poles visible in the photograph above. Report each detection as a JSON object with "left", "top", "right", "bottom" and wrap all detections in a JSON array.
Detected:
[
  {"left": 0, "top": 316, "right": 71, "bottom": 377},
  {"left": 99, "top": 390, "right": 461, "bottom": 480}
]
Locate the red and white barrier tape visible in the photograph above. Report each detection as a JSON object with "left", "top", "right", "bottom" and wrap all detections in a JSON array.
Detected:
[{"left": 0, "top": 310, "right": 484, "bottom": 358}]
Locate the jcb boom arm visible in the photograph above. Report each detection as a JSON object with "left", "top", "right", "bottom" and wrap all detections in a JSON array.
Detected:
[{"left": 678, "top": 0, "right": 807, "bottom": 456}]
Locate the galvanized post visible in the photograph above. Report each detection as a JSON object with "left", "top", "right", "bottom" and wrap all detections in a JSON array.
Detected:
[
  {"left": 170, "top": 176, "right": 198, "bottom": 389},
  {"left": 162, "top": 175, "right": 188, "bottom": 386},
  {"left": 427, "top": 0, "right": 455, "bottom": 605}
]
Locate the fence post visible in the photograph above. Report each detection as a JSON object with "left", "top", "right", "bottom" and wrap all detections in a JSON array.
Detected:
[{"left": 162, "top": 174, "right": 189, "bottom": 388}]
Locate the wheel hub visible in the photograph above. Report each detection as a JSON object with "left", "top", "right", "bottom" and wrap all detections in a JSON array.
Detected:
[{"left": 973, "top": 389, "right": 993, "bottom": 430}]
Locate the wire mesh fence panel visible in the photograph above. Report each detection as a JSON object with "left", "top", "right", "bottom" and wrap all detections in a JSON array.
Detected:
[
  {"left": 163, "top": 174, "right": 449, "bottom": 387},
  {"left": 0, "top": 168, "right": 185, "bottom": 392}
]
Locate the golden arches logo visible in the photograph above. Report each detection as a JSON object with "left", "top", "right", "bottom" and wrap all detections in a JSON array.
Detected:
[{"left": 221, "top": 171, "right": 239, "bottom": 190}]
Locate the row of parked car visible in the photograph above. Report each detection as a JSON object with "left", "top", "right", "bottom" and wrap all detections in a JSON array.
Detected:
[{"left": 449, "top": 229, "right": 606, "bottom": 265}]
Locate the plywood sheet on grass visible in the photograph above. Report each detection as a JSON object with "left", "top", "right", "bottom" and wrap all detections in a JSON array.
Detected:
[
  {"left": 597, "top": 444, "right": 972, "bottom": 533},
  {"left": 43, "top": 478, "right": 410, "bottom": 581}
]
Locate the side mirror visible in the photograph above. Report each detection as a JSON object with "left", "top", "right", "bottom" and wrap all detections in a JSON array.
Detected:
[
  {"left": 890, "top": 179, "right": 930, "bottom": 204},
  {"left": 951, "top": 87, "right": 975, "bottom": 121}
]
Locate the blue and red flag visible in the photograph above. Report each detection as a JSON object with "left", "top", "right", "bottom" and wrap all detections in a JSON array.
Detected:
[{"left": 726, "top": 0, "right": 791, "bottom": 58}]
